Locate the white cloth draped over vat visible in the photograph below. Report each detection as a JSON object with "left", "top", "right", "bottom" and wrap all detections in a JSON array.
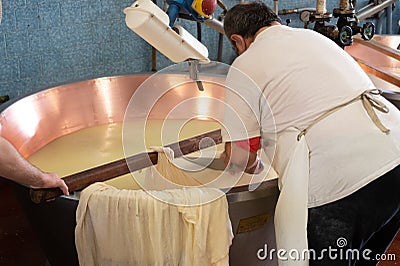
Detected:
[
  {"left": 75, "top": 182, "right": 233, "bottom": 266},
  {"left": 144, "top": 146, "right": 203, "bottom": 190}
]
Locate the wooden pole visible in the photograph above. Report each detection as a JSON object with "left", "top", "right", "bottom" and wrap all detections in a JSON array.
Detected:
[{"left": 30, "top": 129, "right": 222, "bottom": 203}]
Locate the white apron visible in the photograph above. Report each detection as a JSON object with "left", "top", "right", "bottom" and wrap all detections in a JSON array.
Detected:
[
  {"left": 272, "top": 90, "right": 391, "bottom": 266},
  {"left": 273, "top": 128, "right": 310, "bottom": 265}
]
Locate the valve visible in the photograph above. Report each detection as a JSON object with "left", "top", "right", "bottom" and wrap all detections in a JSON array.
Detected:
[
  {"left": 338, "top": 25, "right": 353, "bottom": 46},
  {"left": 361, "top": 22, "right": 375, "bottom": 41},
  {"left": 307, "top": 2, "right": 375, "bottom": 48}
]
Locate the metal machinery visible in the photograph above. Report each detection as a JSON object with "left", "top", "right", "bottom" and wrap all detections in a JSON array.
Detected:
[
  {"left": 315, "top": 0, "right": 375, "bottom": 47},
  {"left": 295, "top": 0, "right": 375, "bottom": 48},
  {"left": 278, "top": 0, "right": 397, "bottom": 49},
  {"left": 125, "top": 0, "right": 398, "bottom": 70}
]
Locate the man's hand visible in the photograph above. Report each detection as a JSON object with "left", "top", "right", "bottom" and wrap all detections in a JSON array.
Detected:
[
  {"left": 221, "top": 141, "right": 264, "bottom": 174},
  {"left": 31, "top": 172, "right": 69, "bottom": 196}
]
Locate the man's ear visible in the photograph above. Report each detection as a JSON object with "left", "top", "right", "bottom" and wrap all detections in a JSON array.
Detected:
[{"left": 230, "top": 34, "right": 247, "bottom": 55}]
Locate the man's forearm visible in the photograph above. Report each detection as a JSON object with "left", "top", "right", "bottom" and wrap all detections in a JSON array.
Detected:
[
  {"left": 222, "top": 142, "right": 259, "bottom": 173},
  {"left": 0, "top": 137, "right": 42, "bottom": 186},
  {"left": 0, "top": 137, "right": 69, "bottom": 195}
]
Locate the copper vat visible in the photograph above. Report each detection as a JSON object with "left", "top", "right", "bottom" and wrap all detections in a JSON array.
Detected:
[{"left": 0, "top": 70, "right": 279, "bottom": 266}]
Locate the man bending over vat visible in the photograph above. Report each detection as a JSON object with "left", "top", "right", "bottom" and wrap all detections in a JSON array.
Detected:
[
  {"left": 221, "top": 1, "right": 400, "bottom": 265},
  {"left": 0, "top": 137, "right": 69, "bottom": 195}
]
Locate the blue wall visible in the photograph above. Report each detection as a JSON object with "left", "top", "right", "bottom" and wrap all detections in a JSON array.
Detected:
[{"left": 0, "top": 0, "right": 399, "bottom": 98}]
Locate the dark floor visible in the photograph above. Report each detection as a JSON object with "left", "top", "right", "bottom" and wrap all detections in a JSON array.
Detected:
[
  {"left": 0, "top": 179, "right": 46, "bottom": 266},
  {"left": 0, "top": 178, "right": 399, "bottom": 266}
]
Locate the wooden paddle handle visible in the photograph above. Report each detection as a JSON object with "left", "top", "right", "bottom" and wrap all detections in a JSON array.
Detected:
[{"left": 30, "top": 129, "right": 222, "bottom": 203}]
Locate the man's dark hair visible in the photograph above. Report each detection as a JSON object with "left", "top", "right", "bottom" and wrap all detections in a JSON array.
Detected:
[{"left": 223, "top": 1, "right": 281, "bottom": 39}]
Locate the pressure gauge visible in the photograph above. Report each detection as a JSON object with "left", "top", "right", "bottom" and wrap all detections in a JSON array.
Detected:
[{"left": 300, "top": 10, "right": 311, "bottom": 22}]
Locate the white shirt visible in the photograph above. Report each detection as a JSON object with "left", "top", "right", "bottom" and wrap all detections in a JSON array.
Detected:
[{"left": 223, "top": 25, "right": 400, "bottom": 208}]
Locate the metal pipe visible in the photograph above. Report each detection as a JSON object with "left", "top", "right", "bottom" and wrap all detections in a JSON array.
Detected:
[
  {"left": 356, "top": 0, "right": 395, "bottom": 21},
  {"left": 196, "top": 21, "right": 202, "bottom": 42},
  {"left": 188, "top": 60, "right": 205, "bottom": 91},
  {"left": 278, "top": 7, "right": 316, "bottom": 16},
  {"left": 152, "top": 47, "right": 157, "bottom": 72},
  {"left": 215, "top": 0, "right": 227, "bottom": 63},
  {"left": 386, "top": 5, "right": 392, "bottom": 34},
  {"left": 398, "top": 20, "right": 400, "bottom": 35},
  {"left": 151, "top": 0, "right": 159, "bottom": 72},
  {"left": 340, "top": 0, "right": 349, "bottom": 10},
  {"left": 204, "top": 17, "right": 225, "bottom": 34},
  {"left": 217, "top": 0, "right": 228, "bottom": 14},
  {"left": 357, "top": 2, "right": 375, "bottom": 14},
  {"left": 217, "top": 33, "right": 223, "bottom": 62},
  {"left": 274, "top": 0, "right": 278, "bottom": 15},
  {"left": 377, "top": 10, "right": 386, "bottom": 34},
  {"left": 188, "top": 60, "right": 198, "bottom": 81},
  {"left": 316, "top": 0, "right": 327, "bottom": 15}
]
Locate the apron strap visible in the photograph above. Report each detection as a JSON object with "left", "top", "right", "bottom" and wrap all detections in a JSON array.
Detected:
[{"left": 297, "top": 89, "right": 390, "bottom": 141}]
